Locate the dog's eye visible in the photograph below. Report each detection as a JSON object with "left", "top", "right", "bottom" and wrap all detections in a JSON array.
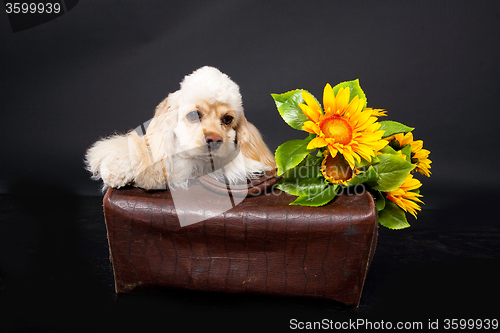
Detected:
[
  {"left": 186, "top": 110, "right": 201, "bottom": 122},
  {"left": 222, "top": 114, "right": 233, "bottom": 125}
]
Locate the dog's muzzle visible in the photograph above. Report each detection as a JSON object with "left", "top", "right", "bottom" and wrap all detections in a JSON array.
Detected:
[{"left": 205, "top": 133, "right": 223, "bottom": 150}]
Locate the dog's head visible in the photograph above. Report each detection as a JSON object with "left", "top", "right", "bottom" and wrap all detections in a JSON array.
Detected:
[
  {"left": 150, "top": 66, "right": 274, "bottom": 171},
  {"left": 173, "top": 66, "right": 243, "bottom": 159}
]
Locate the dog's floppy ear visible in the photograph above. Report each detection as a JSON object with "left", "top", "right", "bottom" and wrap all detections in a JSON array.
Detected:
[
  {"left": 236, "top": 117, "right": 276, "bottom": 168},
  {"left": 154, "top": 90, "right": 181, "bottom": 117},
  {"left": 143, "top": 90, "right": 181, "bottom": 162}
]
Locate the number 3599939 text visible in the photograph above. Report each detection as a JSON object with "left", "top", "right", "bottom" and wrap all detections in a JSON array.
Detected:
[{"left": 5, "top": 2, "right": 61, "bottom": 14}]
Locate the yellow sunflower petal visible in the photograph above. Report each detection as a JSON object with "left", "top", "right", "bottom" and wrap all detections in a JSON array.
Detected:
[
  {"left": 327, "top": 145, "right": 338, "bottom": 158},
  {"left": 343, "top": 144, "right": 357, "bottom": 161},
  {"left": 302, "top": 91, "right": 322, "bottom": 116},
  {"left": 353, "top": 144, "right": 375, "bottom": 161},
  {"left": 414, "top": 148, "right": 430, "bottom": 160},
  {"left": 374, "top": 139, "right": 389, "bottom": 151},
  {"left": 416, "top": 159, "right": 432, "bottom": 177},
  {"left": 411, "top": 140, "right": 423, "bottom": 152},
  {"left": 324, "top": 138, "right": 335, "bottom": 146},
  {"left": 365, "top": 121, "right": 382, "bottom": 133},
  {"left": 342, "top": 152, "right": 356, "bottom": 169},
  {"left": 302, "top": 121, "right": 321, "bottom": 135},
  {"left": 332, "top": 143, "right": 344, "bottom": 155},
  {"left": 299, "top": 103, "right": 320, "bottom": 123},
  {"left": 323, "top": 83, "right": 335, "bottom": 115},
  {"left": 399, "top": 198, "right": 422, "bottom": 218},
  {"left": 390, "top": 188, "right": 405, "bottom": 197},
  {"left": 355, "top": 132, "right": 385, "bottom": 143},
  {"left": 388, "top": 194, "right": 421, "bottom": 218},
  {"left": 400, "top": 132, "right": 414, "bottom": 146},
  {"left": 307, "top": 137, "right": 327, "bottom": 149},
  {"left": 354, "top": 152, "right": 362, "bottom": 164},
  {"left": 350, "top": 108, "right": 372, "bottom": 131},
  {"left": 391, "top": 133, "right": 404, "bottom": 145},
  {"left": 335, "top": 87, "right": 350, "bottom": 114},
  {"left": 400, "top": 175, "right": 422, "bottom": 191},
  {"left": 370, "top": 108, "right": 387, "bottom": 117},
  {"left": 345, "top": 95, "right": 365, "bottom": 117},
  {"left": 417, "top": 167, "right": 432, "bottom": 177},
  {"left": 405, "top": 192, "right": 424, "bottom": 204}
]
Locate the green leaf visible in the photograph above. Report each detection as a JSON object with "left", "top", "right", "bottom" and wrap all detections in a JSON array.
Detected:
[
  {"left": 372, "top": 190, "right": 386, "bottom": 211},
  {"left": 400, "top": 144, "right": 412, "bottom": 162},
  {"left": 378, "top": 200, "right": 410, "bottom": 229},
  {"left": 355, "top": 155, "right": 380, "bottom": 167},
  {"left": 332, "top": 79, "right": 367, "bottom": 109},
  {"left": 305, "top": 153, "right": 323, "bottom": 167},
  {"left": 271, "top": 89, "right": 312, "bottom": 130},
  {"left": 277, "top": 167, "right": 327, "bottom": 197},
  {"left": 379, "top": 121, "right": 414, "bottom": 138},
  {"left": 347, "top": 166, "right": 379, "bottom": 187},
  {"left": 371, "top": 154, "right": 415, "bottom": 192},
  {"left": 379, "top": 145, "right": 399, "bottom": 155},
  {"left": 290, "top": 184, "right": 339, "bottom": 207},
  {"left": 275, "top": 138, "right": 314, "bottom": 176}
]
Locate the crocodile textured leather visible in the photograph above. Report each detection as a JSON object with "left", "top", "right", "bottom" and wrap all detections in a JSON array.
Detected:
[{"left": 103, "top": 182, "right": 378, "bottom": 307}]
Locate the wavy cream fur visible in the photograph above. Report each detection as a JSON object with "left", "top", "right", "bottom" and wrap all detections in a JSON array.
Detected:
[{"left": 85, "top": 66, "right": 275, "bottom": 191}]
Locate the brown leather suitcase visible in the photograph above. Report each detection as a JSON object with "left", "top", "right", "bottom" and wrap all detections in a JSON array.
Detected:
[{"left": 103, "top": 181, "right": 378, "bottom": 307}]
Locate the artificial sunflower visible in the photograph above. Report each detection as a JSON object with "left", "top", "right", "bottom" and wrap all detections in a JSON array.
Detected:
[
  {"left": 387, "top": 132, "right": 432, "bottom": 177},
  {"left": 299, "top": 84, "right": 388, "bottom": 169},
  {"left": 386, "top": 174, "right": 424, "bottom": 218}
]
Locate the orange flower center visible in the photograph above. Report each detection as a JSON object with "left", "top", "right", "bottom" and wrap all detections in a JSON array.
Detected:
[
  {"left": 323, "top": 153, "right": 353, "bottom": 183},
  {"left": 319, "top": 115, "right": 352, "bottom": 145}
]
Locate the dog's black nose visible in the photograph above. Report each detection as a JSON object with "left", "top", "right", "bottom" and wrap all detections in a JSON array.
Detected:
[{"left": 205, "top": 133, "right": 223, "bottom": 150}]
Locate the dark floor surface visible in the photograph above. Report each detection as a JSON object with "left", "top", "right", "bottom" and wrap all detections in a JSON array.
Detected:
[{"left": 0, "top": 187, "right": 499, "bottom": 332}]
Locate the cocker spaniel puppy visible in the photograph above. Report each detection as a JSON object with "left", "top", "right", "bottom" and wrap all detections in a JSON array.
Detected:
[{"left": 85, "top": 66, "right": 275, "bottom": 191}]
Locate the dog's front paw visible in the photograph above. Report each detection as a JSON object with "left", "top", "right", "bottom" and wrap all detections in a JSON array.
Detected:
[
  {"left": 98, "top": 156, "right": 135, "bottom": 189},
  {"left": 86, "top": 134, "right": 139, "bottom": 190}
]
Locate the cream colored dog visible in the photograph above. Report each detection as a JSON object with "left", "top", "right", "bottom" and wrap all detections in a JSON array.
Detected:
[{"left": 85, "top": 66, "right": 275, "bottom": 191}]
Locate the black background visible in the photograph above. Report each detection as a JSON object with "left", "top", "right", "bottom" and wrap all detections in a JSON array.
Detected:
[{"left": 1, "top": 1, "right": 499, "bottom": 332}]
